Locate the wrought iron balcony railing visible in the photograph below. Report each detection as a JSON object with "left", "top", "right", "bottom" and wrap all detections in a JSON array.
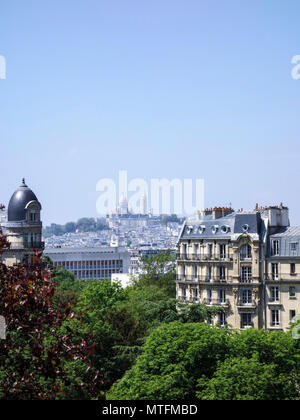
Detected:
[
  {"left": 177, "top": 253, "right": 234, "bottom": 261},
  {"left": 176, "top": 275, "right": 232, "bottom": 283},
  {"left": 202, "top": 299, "right": 230, "bottom": 306},
  {"left": 8, "top": 241, "right": 45, "bottom": 250},
  {"left": 237, "top": 299, "right": 257, "bottom": 308}
]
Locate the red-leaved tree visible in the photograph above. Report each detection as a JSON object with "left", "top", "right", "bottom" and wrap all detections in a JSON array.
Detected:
[{"left": 0, "top": 232, "right": 104, "bottom": 400}]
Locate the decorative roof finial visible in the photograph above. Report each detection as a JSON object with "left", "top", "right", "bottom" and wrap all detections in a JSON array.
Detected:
[{"left": 21, "top": 178, "right": 27, "bottom": 187}]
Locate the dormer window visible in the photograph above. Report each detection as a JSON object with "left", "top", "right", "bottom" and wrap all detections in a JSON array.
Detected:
[
  {"left": 211, "top": 225, "right": 218, "bottom": 234},
  {"left": 30, "top": 211, "right": 37, "bottom": 222},
  {"left": 242, "top": 224, "right": 250, "bottom": 233},
  {"left": 272, "top": 240, "right": 279, "bottom": 256},
  {"left": 186, "top": 226, "right": 194, "bottom": 235},
  {"left": 199, "top": 225, "right": 206, "bottom": 234},
  {"left": 221, "top": 225, "right": 230, "bottom": 234}
]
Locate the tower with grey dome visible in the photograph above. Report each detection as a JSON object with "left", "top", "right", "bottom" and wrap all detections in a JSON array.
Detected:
[{"left": 1, "top": 179, "right": 44, "bottom": 266}]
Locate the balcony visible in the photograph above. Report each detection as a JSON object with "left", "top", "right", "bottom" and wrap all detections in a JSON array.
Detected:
[
  {"left": 8, "top": 241, "right": 45, "bottom": 250},
  {"left": 237, "top": 299, "right": 257, "bottom": 309},
  {"left": 176, "top": 275, "right": 232, "bottom": 283},
  {"left": 176, "top": 253, "right": 234, "bottom": 262},
  {"left": 237, "top": 276, "right": 253, "bottom": 284},
  {"left": 203, "top": 299, "right": 230, "bottom": 306},
  {"left": 265, "top": 274, "right": 299, "bottom": 282}
]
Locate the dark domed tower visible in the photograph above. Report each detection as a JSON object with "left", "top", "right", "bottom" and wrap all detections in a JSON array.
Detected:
[{"left": 2, "top": 179, "right": 43, "bottom": 266}]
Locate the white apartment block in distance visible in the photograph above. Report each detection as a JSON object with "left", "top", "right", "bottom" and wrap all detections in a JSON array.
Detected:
[{"left": 44, "top": 246, "right": 130, "bottom": 280}]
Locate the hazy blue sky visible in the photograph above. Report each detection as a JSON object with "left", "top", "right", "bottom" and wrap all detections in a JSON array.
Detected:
[{"left": 1, "top": 0, "right": 300, "bottom": 225}]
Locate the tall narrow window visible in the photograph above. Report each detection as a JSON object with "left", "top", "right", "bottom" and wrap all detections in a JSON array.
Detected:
[
  {"left": 290, "top": 242, "right": 298, "bottom": 256},
  {"left": 194, "top": 244, "right": 199, "bottom": 257},
  {"left": 219, "top": 266, "right": 226, "bottom": 281},
  {"left": 207, "top": 289, "right": 212, "bottom": 304},
  {"left": 219, "top": 244, "right": 226, "bottom": 259},
  {"left": 241, "top": 313, "right": 252, "bottom": 329},
  {"left": 242, "top": 289, "right": 252, "bottom": 305},
  {"left": 291, "top": 263, "right": 296, "bottom": 275},
  {"left": 192, "top": 288, "right": 198, "bottom": 302},
  {"left": 219, "top": 289, "right": 226, "bottom": 304},
  {"left": 241, "top": 266, "right": 252, "bottom": 283},
  {"left": 289, "top": 286, "right": 296, "bottom": 298},
  {"left": 181, "top": 286, "right": 186, "bottom": 301},
  {"left": 272, "top": 263, "right": 279, "bottom": 280},
  {"left": 272, "top": 240, "right": 279, "bottom": 256},
  {"left": 271, "top": 309, "right": 279, "bottom": 327},
  {"left": 270, "top": 286, "right": 279, "bottom": 302},
  {"left": 218, "top": 312, "right": 226, "bottom": 327},
  {"left": 240, "top": 245, "right": 252, "bottom": 260}
]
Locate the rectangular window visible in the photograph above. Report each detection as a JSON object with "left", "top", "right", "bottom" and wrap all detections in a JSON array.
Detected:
[
  {"left": 242, "top": 289, "right": 252, "bottom": 305},
  {"left": 218, "top": 312, "right": 226, "bottom": 327},
  {"left": 192, "top": 288, "right": 198, "bottom": 302},
  {"left": 240, "top": 245, "right": 252, "bottom": 260},
  {"left": 181, "top": 286, "right": 186, "bottom": 301},
  {"left": 219, "top": 266, "right": 226, "bottom": 280},
  {"left": 219, "top": 289, "right": 226, "bottom": 304},
  {"left": 289, "top": 286, "right": 296, "bottom": 298},
  {"left": 290, "top": 310, "right": 296, "bottom": 321},
  {"left": 290, "top": 242, "right": 298, "bottom": 255},
  {"left": 219, "top": 244, "right": 226, "bottom": 259},
  {"left": 272, "top": 240, "right": 279, "bottom": 256},
  {"left": 271, "top": 263, "right": 279, "bottom": 280},
  {"left": 270, "top": 287, "right": 279, "bottom": 302},
  {"left": 207, "top": 289, "right": 212, "bottom": 304},
  {"left": 241, "top": 313, "right": 252, "bottom": 329},
  {"left": 241, "top": 266, "right": 252, "bottom": 283},
  {"left": 271, "top": 309, "right": 280, "bottom": 327},
  {"left": 291, "top": 263, "right": 296, "bottom": 275}
]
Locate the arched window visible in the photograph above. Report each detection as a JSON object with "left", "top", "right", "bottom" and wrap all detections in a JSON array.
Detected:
[{"left": 240, "top": 244, "right": 252, "bottom": 260}]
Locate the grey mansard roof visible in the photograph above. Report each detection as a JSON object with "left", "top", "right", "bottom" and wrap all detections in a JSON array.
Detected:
[
  {"left": 179, "top": 211, "right": 264, "bottom": 241},
  {"left": 7, "top": 179, "right": 40, "bottom": 222},
  {"left": 268, "top": 226, "right": 300, "bottom": 257}
]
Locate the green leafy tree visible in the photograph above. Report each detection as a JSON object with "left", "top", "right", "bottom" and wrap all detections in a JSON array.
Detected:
[
  {"left": 69, "top": 280, "right": 143, "bottom": 389},
  {"left": 52, "top": 268, "right": 86, "bottom": 308},
  {"left": 197, "top": 355, "right": 299, "bottom": 400},
  {"left": 108, "top": 322, "right": 231, "bottom": 400},
  {"left": 133, "top": 250, "right": 176, "bottom": 298}
]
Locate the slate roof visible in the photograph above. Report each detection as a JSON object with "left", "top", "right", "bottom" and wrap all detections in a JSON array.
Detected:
[{"left": 180, "top": 211, "right": 263, "bottom": 241}]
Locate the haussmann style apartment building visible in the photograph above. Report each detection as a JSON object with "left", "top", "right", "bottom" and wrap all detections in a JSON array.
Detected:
[{"left": 176, "top": 205, "right": 300, "bottom": 331}]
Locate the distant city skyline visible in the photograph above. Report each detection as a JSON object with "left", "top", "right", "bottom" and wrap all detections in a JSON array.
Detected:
[{"left": 1, "top": 1, "right": 300, "bottom": 225}]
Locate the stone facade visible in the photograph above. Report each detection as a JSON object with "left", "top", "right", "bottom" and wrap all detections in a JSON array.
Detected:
[{"left": 176, "top": 205, "right": 299, "bottom": 331}]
